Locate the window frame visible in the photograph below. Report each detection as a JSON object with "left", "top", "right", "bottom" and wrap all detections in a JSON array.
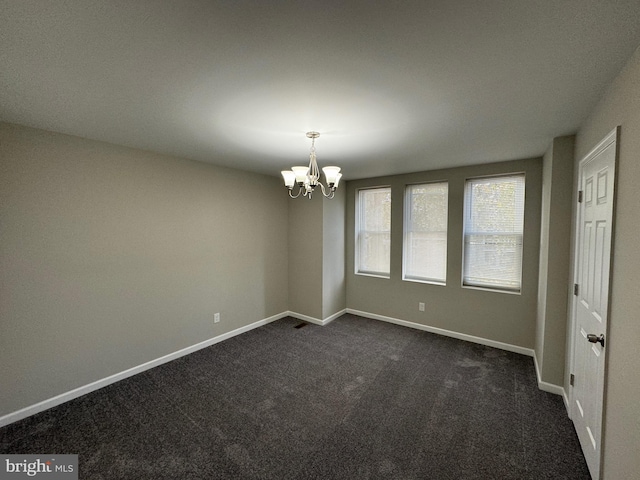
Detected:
[
  {"left": 402, "top": 181, "right": 448, "bottom": 285},
  {"left": 355, "top": 186, "right": 392, "bottom": 278},
  {"left": 462, "top": 173, "right": 526, "bottom": 294}
]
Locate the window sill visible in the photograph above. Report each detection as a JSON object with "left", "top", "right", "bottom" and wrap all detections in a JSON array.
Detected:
[
  {"left": 355, "top": 272, "right": 390, "bottom": 280},
  {"left": 403, "top": 277, "right": 446, "bottom": 286},
  {"left": 462, "top": 284, "right": 521, "bottom": 295}
]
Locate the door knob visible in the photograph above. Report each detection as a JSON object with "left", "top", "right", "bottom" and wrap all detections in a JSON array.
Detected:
[{"left": 587, "top": 333, "right": 605, "bottom": 348}]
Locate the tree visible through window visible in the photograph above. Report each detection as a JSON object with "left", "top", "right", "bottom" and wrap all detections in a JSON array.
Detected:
[
  {"left": 403, "top": 182, "right": 448, "bottom": 283},
  {"left": 356, "top": 187, "right": 391, "bottom": 277},
  {"left": 463, "top": 174, "right": 525, "bottom": 292}
]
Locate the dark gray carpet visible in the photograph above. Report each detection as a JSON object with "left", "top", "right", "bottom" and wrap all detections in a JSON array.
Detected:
[{"left": 1, "top": 314, "right": 590, "bottom": 479}]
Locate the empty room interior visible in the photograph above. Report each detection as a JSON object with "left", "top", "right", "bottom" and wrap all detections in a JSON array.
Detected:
[{"left": 1, "top": 2, "right": 640, "bottom": 479}]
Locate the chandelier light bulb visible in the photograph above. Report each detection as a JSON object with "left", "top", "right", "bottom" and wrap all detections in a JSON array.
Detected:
[
  {"left": 281, "top": 170, "right": 296, "bottom": 188},
  {"left": 334, "top": 172, "right": 342, "bottom": 188},
  {"left": 322, "top": 166, "right": 341, "bottom": 186},
  {"left": 291, "top": 166, "right": 310, "bottom": 184}
]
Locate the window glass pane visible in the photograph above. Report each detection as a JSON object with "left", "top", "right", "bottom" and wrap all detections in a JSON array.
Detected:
[
  {"left": 463, "top": 174, "right": 525, "bottom": 291},
  {"left": 403, "top": 182, "right": 448, "bottom": 283},
  {"left": 357, "top": 187, "right": 391, "bottom": 276}
]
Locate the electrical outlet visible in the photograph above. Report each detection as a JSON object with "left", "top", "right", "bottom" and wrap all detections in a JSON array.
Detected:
[
  {"left": 214, "top": 313, "right": 220, "bottom": 323},
  {"left": 419, "top": 302, "right": 425, "bottom": 312}
]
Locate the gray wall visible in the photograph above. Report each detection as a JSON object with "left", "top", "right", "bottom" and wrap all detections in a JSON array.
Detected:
[
  {"left": 288, "top": 197, "right": 323, "bottom": 319},
  {"left": 0, "top": 122, "right": 289, "bottom": 417},
  {"left": 536, "top": 136, "right": 575, "bottom": 386},
  {"left": 287, "top": 187, "right": 346, "bottom": 322},
  {"left": 346, "top": 158, "right": 542, "bottom": 348},
  {"left": 572, "top": 45, "right": 640, "bottom": 480},
  {"left": 322, "top": 188, "right": 346, "bottom": 320}
]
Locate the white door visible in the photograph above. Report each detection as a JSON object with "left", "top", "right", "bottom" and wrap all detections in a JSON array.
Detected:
[{"left": 570, "top": 127, "right": 618, "bottom": 480}]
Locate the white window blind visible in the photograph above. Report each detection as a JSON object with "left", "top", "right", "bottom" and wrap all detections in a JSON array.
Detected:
[
  {"left": 356, "top": 187, "right": 391, "bottom": 277},
  {"left": 463, "top": 174, "right": 525, "bottom": 292},
  {"left": 403, "top": 182, "right": 448, "bottom": 284}
]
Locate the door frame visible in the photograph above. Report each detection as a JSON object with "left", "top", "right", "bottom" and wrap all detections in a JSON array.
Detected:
[{"left": 567, "top": 126, "right": 619, "bottom": 479}]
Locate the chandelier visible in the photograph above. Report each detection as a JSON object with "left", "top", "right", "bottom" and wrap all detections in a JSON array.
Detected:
[{"left": 281, "top": 132, "right": 342, "bottom": 199}]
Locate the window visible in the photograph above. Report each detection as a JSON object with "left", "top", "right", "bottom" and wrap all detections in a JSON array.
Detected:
[
  {"left": 403, "top": 182, "right": 448, "bottom": 284},
  {"left": 356, "top": 187, "right": 391, "bottom": 277},
  {"left": 463, "top": 174, "right": 525, "bottom": 292}
]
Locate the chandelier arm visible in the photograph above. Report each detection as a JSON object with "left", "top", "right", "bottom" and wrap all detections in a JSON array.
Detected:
[
  {"left": 318, "top": 182, "right": 338, "bottom": 198},
  {"left": 288, "top": 186, "right": 303, "bottom": 198}
]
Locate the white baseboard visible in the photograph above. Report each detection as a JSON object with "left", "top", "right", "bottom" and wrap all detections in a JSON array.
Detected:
[
  {"left": 563, "top": 390, "right": 571, "bottom": 415},
  {"left": 1, "top": 308, "right": 566, "bottom": 427},
  {"left": 0, "top": 312, "right": 287, "bottom": 428},
  {"left": 347, "top": 308, "right": 535, "bottom": 357},
  {"left": 532, "top": 351, "right": 566, "bottom": 397},
  {"left": 288, "top": 309, "right": 346, "bottom": 326},
  {"left": 350, "top": 309, "right": 568, "bottom": 398}
]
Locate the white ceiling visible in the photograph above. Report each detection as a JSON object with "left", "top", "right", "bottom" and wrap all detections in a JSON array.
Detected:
[{"left": 2, "top": 1, "right": 640, "bottom": 180}]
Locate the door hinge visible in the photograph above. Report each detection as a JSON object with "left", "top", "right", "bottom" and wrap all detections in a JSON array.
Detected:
[
  {"left": 570, "top": 374, "right": 575, "bottom": 387},
  {"left": 578, "top": 190, "right": 583, "bottom": 203},
  {"left": 574, "top": 284, "right": 579, "bottom": 296}
]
